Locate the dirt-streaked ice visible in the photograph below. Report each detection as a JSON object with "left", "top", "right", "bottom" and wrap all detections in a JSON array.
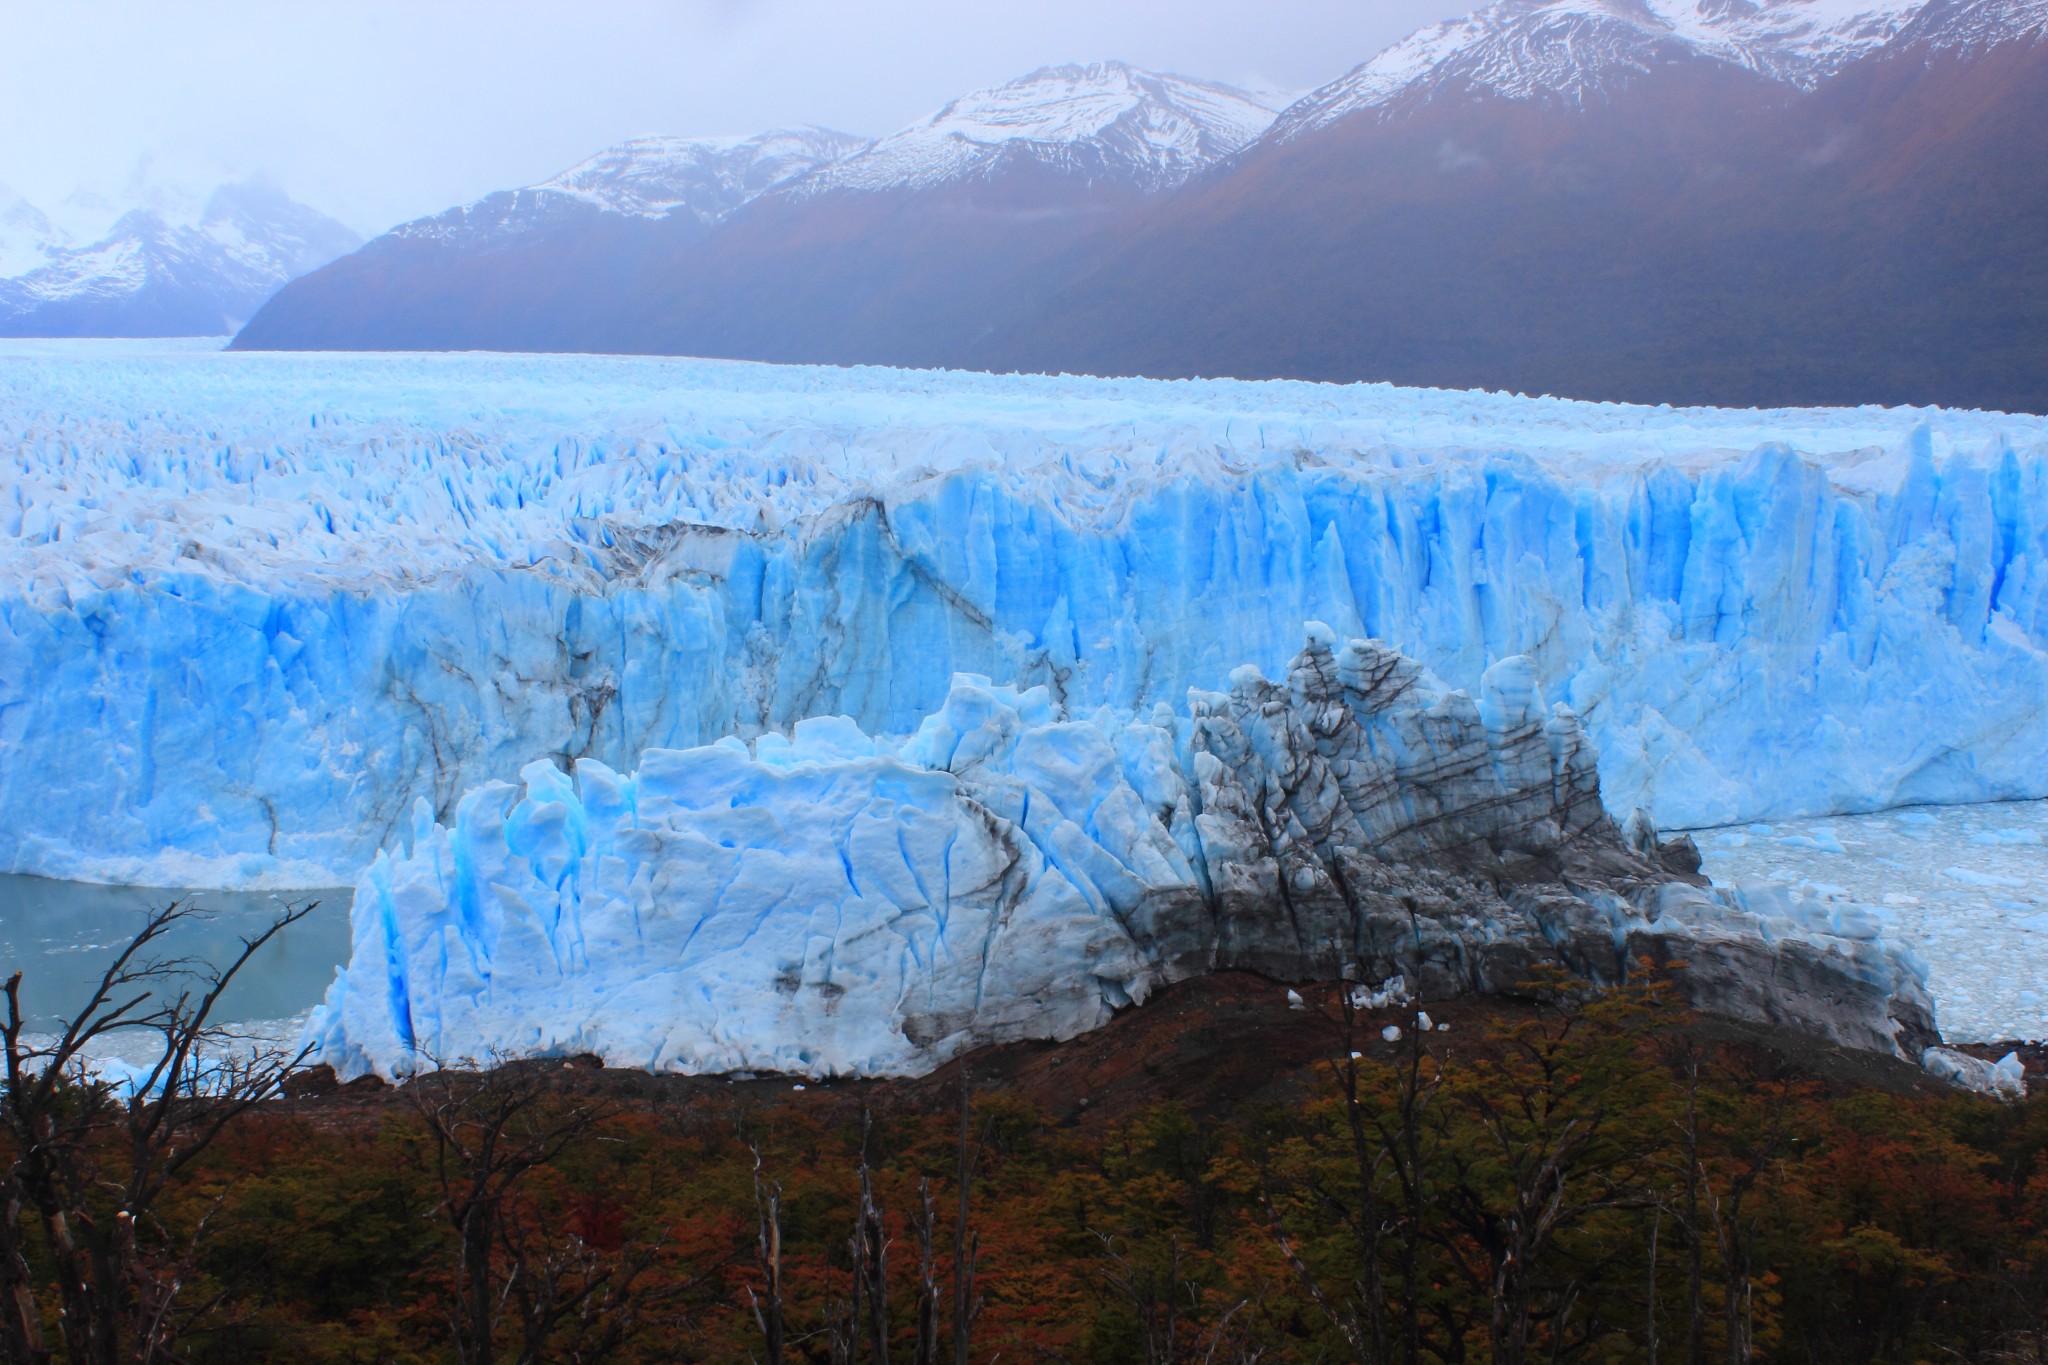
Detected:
[{"left": 308, "top": 634, "right": 1938, "bottom": 1079}]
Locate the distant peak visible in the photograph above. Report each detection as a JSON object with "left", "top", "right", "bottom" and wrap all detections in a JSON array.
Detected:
[
  {"left": 530, "top": 126, "right": 869, "bottom": 221},
  {"left": 0, "top": 186, "right": 61, "bottom": 278},
  {"left": 1891, "top": 0, "right": 2048, "bottom": 54},
  {"left": 796, "top": 61, "right": 1287, "bottom": 195},
  {"left": 0, "top": 178, "right": 359, "bottom": 321},
  {"left": 1270, "top": 0, "right": 1929, "bottom": 137}
]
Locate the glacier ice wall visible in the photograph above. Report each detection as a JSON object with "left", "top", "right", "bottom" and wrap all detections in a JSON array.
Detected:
[
  {"left": 2, "top": 343, "right": 2045, "bottom": 887},
  {"left": 309, "top": 631, "right": 1937, "bottom": 1078}
]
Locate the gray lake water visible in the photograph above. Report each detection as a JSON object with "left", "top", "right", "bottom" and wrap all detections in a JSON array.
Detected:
[
  {"left": 0, "top": 876, "right": 353, "bottom": 1031},
  {"left": 1692, "top": 798, "right": 2048, "bottom": 1043}
]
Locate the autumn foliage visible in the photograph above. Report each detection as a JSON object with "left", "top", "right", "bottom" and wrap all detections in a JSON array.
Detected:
[{"left": 5, "top": 971, "right": 2048, "bottom": 1364}]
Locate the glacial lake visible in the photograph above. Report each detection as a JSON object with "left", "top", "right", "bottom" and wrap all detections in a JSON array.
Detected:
[
  {"left": 0, "top": 876, "right": 353, "bottom": 1032},
  {"left": 1693, "top": 797, "right": 2048, "bottom": 1044}
]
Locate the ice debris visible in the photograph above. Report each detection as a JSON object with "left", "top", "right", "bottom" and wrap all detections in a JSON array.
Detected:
[{"left": 1922, "top": 1046, "right": 2027, "bottom": 1098}]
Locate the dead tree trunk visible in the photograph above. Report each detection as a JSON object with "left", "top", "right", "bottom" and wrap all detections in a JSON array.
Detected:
[
  {"left": 951, "top": 1071, "right": 982, "bottom": 1365},
  {"left": 858, "top": 1110, "right": 889, "bottom": 1365},
  {"left": 750, "top": 1148, "right": 786, "bottom": 1365},
  {"left": 912, "top": 1180, "right": 941, "bottom": 1365},
  {"left": 408, "top": 1061, "right": 608, "bottom": 1365}
]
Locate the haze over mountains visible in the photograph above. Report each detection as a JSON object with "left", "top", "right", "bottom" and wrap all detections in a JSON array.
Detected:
[
  {"left": 225, "top": 0, "right": 2048, "bottom": 412},
  {"left": 0, "top": 180, "right": 359, "bottom": 337}
]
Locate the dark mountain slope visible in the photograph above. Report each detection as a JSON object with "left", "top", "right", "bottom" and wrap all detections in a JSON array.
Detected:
[
  {"left": 231, "top": 130, "right": 865, "bottom": 353},
  {"left": 232, "top": 5, "right": 2048, "bottom": 412},
  {"left": 606, "top": 164, "right": 1163, "bottom": 368},
  {"left": 984, "top": 58, "right": 1797, "bottom": 394},
  {"left": 234, "top": 68, "right": 1280, "bottom": 361},
  {"left": 231, "top": 194, "right": 712, "bottom": 352},
  {"left": 991, "top": 19, "right": 2048, "bottom": 411}
]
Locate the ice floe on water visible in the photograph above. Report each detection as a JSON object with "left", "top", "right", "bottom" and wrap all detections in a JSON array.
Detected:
[{"left": 1696, "top": 799, "right": 2048, "bottom": 1043}]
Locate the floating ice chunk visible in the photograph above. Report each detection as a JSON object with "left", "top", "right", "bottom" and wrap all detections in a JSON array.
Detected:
[
  {"left": 1945, "top": 867, "right": 2026, "bottom": 888},
  {"left": 1824, "top": 904, "right": 1887, "bottom": 940}
]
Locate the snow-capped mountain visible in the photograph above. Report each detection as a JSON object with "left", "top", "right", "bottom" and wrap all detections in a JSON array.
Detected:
[
  {"left": 389, "top": 126, "right": 868, "bottom": 250},
  {"left": 1270, "top": 0, "right": 1922, "bottom": 136},
  {"left": 1006, "top": 0, "right": 2048, "bottom": 411},
  {"left": 237, "top": 9, "right": 2048, "bottom": 411},
  {"left": 0, "top": 179, "right": 358, "bottom": 337},
  {"left": 793, "top": 61, "right": 1286, "bottom": 194},
  {"left": 232, "top": 67, "right": 1279, "bottom": 355},
  {"left": 535, "top": 128, "right": 870, "bottom": 218},
  {"left": 1888, "top": 0, "right": 2048, "bottom": 53},
  {"left": 230, "top": 128, "right": 867, "bottom": 352},
  {"left": 0, "top": 187, "right": 62, "bottom": 277}
]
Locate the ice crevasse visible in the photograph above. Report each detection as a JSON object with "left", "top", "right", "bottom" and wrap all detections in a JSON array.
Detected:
[
  {"left": 1, "top": 345, "right": 2045, "bottom": 889},
  {"left": 308, "top": 630, "right": 1939, "bottom": 1079}
]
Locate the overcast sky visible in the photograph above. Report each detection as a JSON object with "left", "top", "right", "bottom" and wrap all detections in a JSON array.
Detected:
[{"left": 0, "top": 1, "right": 1458, "bottom": 236}]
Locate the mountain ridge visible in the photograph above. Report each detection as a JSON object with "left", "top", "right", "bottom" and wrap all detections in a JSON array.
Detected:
[
  {"left": 0, "top": 178, "right": 359, "bottom": 337},
  {"left": 1266, "top": 0, "right": 1923, "bottom": 139},
  {"left": 787, "top": 61, "right": 1287, "bottom": 195},
  {"left": 233, "top": 1, "right": 2048, "bottom": 412}
]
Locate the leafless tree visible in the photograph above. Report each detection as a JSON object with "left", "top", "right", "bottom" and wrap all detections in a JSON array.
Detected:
[
  {"left": 1093, "top": 1231, "right": 1189, "bottom": 1365},
  {"left": 951, "top": 1070, "right": 983, "bottom": 1365},
  {"left": 1428, "top": 981, "right": 1664, "bottom": 1365},
  {"left": 498, "top": 1201, "right": 693, "bottom": 1365},
  {"left": 748, "top": 1145, "right": 787, "bottom": 1365},
  {"left": 852, "top": 1109, "right": 890, "bottom": 1365},
  {"left": 406, "top": 1057, "right": 615, "bottom": 1365},
  {"left": 1657, "top": 1040, "right": 1798, "bottom": 1365},
  {"left": 0, "top": 899, "right": 316, "bottom": 1365},
  {"left": 911, "top": 1179, "right": 941, "bottom": 1365},
  {"left": 1261, "top": 971, "right": 1445, "bottom": 1365}
]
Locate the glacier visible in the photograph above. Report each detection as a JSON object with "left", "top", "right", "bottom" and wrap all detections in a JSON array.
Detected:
[
  {"left": 307, "top": 630, "right": 1937, "bottom": 1078},
  {"left": 1, "top": 341, "right": 2046, "bottom": 894}
]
